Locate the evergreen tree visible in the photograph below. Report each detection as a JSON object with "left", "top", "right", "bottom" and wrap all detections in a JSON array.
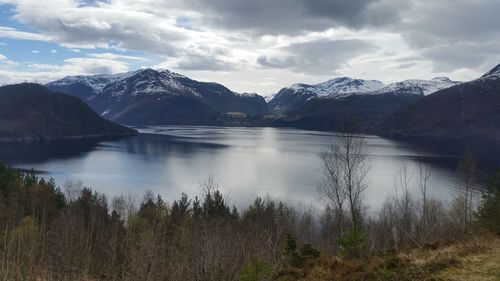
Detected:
[{"left": 477, "top": 171, "right": 500, "bottom": 234}]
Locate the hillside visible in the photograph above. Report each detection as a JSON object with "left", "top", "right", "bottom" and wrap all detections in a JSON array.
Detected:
[
  {"left": 382, "top": 64, "right": 500, "bottom": 139},
  {"left": 0, "top": 83, "right": 136, "bottom": 141},
  {"left": 47, "top": 69, "right": 268, "bottom": 125},
  {"left": 271, "top": 94, "right": 422, "bottom": 132},
  {"left": 373, "top": 77, "right": 459, "bottom": 96},
  {"left": 268, "top": 77, "right": 384, "bottom": 113}
]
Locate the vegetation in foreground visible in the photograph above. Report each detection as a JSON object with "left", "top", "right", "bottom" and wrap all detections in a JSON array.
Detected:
[{"left": 1, "top": 124, "right": 500, "bottom": 280}]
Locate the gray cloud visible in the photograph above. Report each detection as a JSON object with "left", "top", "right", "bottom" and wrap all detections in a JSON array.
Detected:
[
  {"left": 171, "top": 45, "right": 235, "bottom": 71},
  {"left": 302, "top": 0, "right": 406, "bottom": 29},
  {"left": 174, "top": 55, "right": 234, "bottom": 71},
  {"left": 183, "top": 0, "right": 406, "bottom": 35},
  {"left": 257, "top": 55, "right": 295, "bottom": 69},
  {"left": 420, "top": 41, "right": 500, "bottom": 72},
  {"left": 398, "top": 0, "right": 500, "bottom": 72},
  {"left": 0, "top": 0, "right": 500, "bottom": 91},
  {"left": 274, "top": 39, "right": 378, "bottom": 75}
]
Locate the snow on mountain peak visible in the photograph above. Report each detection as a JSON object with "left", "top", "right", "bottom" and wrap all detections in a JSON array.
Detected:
[
  {"left": 288, "top": 77, "right": 384, "bottom": 98},
  {"left": 430, "top": 77, "right": 452, "bottom": 83},
  {"left": 374, "top": 77, "right": 459, "bottom": 96},
  {"left": 47, "top": 68, "right": 199, "bottom": 99},
  {"left": 481, "top": 63, "right": 500, "bottom": 78}
]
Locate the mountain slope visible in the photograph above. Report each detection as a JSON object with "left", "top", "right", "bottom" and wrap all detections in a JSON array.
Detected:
[
  {"left": 47, "top": 69, "right": 268, "bottom": 125},
  {"left": 278, "top": 93, "right": 422, "bottom": 132},
  {"left": 268, "top": 77, "right": 384, "bottom": 113},
  {"left": 268, "top": 76, "right": 459, "bottom": 114},
  {"left": 382, "top": 64, "right": 500, "bottom": 139},
  {"left": 374, "top": 77, "right": 459, "bottom": 96},
  {"left": 264, "top": 76, "right": 458, "bottom": 131},
  {"left": 0, "top": 83, "right": 136, "bottom": 141}
]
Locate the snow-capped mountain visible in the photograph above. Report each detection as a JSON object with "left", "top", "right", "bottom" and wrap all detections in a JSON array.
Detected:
[
  {"left": 288, "top": 77, "right": 384, "bottom": 98},
  {"left": 383, "top": 63, "right": 500, "bottom": 139},
  {"left": 373, "top": 77, "right": 460, "bottom": 96},
  {"left": 47, "top": 68, "right": 268, "bottom": 125},
  {"left": 268, "top": 77, "right": 384, "bottom": 113},
  {"left": 268, "top": 76, "right": 460, "bottom": 113},
  {"left": 47, "top": 69, "right": 222, "bottom": 101},
  {"left": 481, "top": 63, "right": 500, "bottom": 78}
]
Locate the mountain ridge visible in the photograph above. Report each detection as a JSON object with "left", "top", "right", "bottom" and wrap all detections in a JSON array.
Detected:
[
  {"left": 381, "top": 64, "right": 500, "bottom": 139},
  {"left": 267, "top": 76, "right": 458, "bottom": 114},
  {"left": 47, "top": 68, "right": 268, "bottom": 125}
]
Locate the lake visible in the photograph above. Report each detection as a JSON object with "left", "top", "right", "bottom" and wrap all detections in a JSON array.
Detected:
[{"left": 1, "top": 126, "right": 500, "bottom": 212}]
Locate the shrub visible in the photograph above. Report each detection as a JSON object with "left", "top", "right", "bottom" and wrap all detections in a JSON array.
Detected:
[
  {"left": 284, "top": 234, "right": 321, "bottom": 268},
  {"left": 337, "top": 226, "right": 368, "bottom": 259},
  {"left": 476, "top": 171, "right": 500, "bottom": 234},
  {"left": 239, "top": 259, "right": 272, "bottom": 281}
]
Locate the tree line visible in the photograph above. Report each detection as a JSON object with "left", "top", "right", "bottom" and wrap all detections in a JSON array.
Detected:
[{"left": 0, "top": 127, "right": 499, "bottom": 280}]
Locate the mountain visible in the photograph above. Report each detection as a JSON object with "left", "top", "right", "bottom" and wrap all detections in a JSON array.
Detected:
[
  {"left": 481, "top": 64, "right": 500, "bottom": 77},
  {"left": 0, "top": 83, "right": 136, "bottom": 141},
  {"left": 271, "top": 93, "right": 422, "bottom": 132},
  {"left": 382, "top": 64, "right": 500, "bottom": 139},
  {"left": 373, "top": 77, "right": 460, "bottom": 96},
  {"left": 47, "top": 69, "right": 268, "bottom": 125},
  {"left": 267, "top": 76, "right": 460, "bottom": 114},
  {"left": 268, "top": 77, "right": 384, "bottom": 113},
  {"left": 263, "top": 76, "right": 459, "bottom": 131}
]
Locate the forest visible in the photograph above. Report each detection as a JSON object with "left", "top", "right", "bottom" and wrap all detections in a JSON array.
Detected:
[{"left": 0, "top": 130, "right": 499, "bottom": 281}]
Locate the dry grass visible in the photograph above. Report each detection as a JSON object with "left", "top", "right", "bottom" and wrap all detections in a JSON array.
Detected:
[
  {"left": 395, "top": 235, "right": 499, "bottom": 281},
  {"left": 435, "top": 236, "right": 500, "bottom": 281},
  {"left": 274, "top": 235, "right": 500, "bottom": 281}
]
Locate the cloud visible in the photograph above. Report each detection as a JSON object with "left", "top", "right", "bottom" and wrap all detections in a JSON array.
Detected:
[
  {"left": 397, "top": 0, "right": 500, "bottom": 72},
  {"left": 62, "top": 57, "right": 129, "bottom": 74},
  {"left": 173, "top": 55, "right": 234, "bottom": 71},
  {"left": 258, "top": 38, "right": 378, "bottom": 75},
  {"left": 257, "top": 55, "right": 295, "bottom": 69},
  {"left": 0, "top": 0, "right": 499, "bottom": 94},
  {"left": 87, "top": 52, "right": 148, "bottom": 61},
  {"left": 0, "top": 26, "right": 51, "bottom": 41},
  {"left": 161, "top": 45, "right": 236, "bottom": 71},
  {"left": 420, "top": 41, "right": 500, "bottom": 72},
  {"left": 0, "top": 53, "right": 18, "bottom": 66},
  {"left": 0, "top": 56, "right": 130, "bottom": 85},
  {"left": 179, "top": 0, "right": 407, "bottom": 35},
  {"left": 2, "top": 0, "right": 189, "bottom": 54}
]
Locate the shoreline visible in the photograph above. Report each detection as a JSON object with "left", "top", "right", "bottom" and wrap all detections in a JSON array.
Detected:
[{"left": 0, "top": 132, "right": 137, "bottom": 143}]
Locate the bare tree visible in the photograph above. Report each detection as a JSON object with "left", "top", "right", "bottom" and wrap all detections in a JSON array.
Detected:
[
  {"left": 318, "top": 144, "right": 347, "bottom": 234},
  {"left": 457, "top": 151, "right": 477, "bottom": 237},
  {"left": 417, "top": 162, "right": 432, "bottom": 242},
  {"left": 318, "top": 119, "right": 369, "bottom": 229},
  {"left": 393, "top": 163, "right": 418, "bottom": 247}
]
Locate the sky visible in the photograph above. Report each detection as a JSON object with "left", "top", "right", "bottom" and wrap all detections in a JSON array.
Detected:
[{"left": 0, "top": 0, "right": 499, "bottom": 96}]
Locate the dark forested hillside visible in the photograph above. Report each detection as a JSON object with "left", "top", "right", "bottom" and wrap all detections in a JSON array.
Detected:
[
  {"left": 382, "top": 65, "right": 500, "bottom": 139},
  {"left": 0, "top": 83, "right": 136, "bottom": 141},
  {"left": 275, "top": 94, "right": 422, "bottom": 132}
]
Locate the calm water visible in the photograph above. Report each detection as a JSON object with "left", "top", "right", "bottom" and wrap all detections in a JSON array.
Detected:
[{"left": 1, "top": 126, "right": 500, "bottom": 212}]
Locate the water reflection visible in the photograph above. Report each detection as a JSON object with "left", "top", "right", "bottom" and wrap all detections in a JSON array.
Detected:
[
  {"left": 0, "top": 126, "right": 499, "bottom": 211},
  {"left": 0, "top": 139, "right": 103, "bottom": 166}
]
